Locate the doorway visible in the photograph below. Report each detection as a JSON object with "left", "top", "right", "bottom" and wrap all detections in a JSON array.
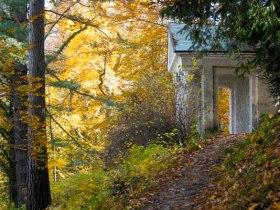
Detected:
[
  {"left": 214, "top": 69, "right": 251, "bottom": 134},
  {"left": 218, "top": 87, "right": 231, "bottom": 133}
]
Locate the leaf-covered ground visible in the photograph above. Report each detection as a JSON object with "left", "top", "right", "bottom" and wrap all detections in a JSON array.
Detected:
[
  {"left": 131, "top": 134, "right": 246, "bottom": 209},
  {"left": 131, "top": 116, "right": 280, "bottom": 210},
  {"left": 202, "top": 116, "right": 280, "bottom": 210}
]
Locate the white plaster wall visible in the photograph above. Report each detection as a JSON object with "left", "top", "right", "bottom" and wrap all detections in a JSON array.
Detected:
[
  {"left": 170, "top": 53, "right": 276, "bottom": 136},
  {"left": 171, "top": 56, "right": 202, "bottom": 139}
]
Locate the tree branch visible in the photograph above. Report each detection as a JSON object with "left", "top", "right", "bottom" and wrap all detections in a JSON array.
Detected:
[
  {"left": 98, "top": 53, "right": 108, "bottom": 96},
  {"left": 46, "top": 68, "right": 110, "bottom": 103},
  {"left": 46, "top": 26, "right": 87, "bottom": 64},
  {"left": 44, "top": 1, "right": 79, "bottom": 40},
  {"left": 46, "top": 109, "right": 97, "bottom": 153},
  {"left": 45, "top": 9, "right": 110, "bottom": 38}
]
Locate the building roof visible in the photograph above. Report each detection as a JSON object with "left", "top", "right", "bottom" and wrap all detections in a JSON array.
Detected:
[{"left": 168, "top": 23, "right": 254, "bottom": 53}]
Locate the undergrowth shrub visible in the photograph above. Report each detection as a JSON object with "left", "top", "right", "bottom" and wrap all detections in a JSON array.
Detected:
[
  {"left": 105, "top": 70, "right": 176, "bottom": 163},
  {"left": 184, "top": 123, "right": 218, "bottom": 152},
  {"left": 50, "top": 144, "right": 174, "bottom": 209},
  {"left": 0, "top": 173, "right": 10, "bottom": 209}
]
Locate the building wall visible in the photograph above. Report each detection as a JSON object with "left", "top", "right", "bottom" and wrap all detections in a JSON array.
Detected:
[
  {"left": 171, "top": 56, "right": 202, "bottom": 141},
  {"left": 215, "top": 70, "right": 250, "bottom": 133},
  {"left": 171, "top": 53, "right": 276, "bottom": 136}
]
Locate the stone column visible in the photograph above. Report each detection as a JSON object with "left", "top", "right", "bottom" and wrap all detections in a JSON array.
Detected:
[
  {"left": 174, "top": 57, "right": 202, "bottom": 142},
  {"left": 201, "top": 63, "right": 215, "bottom": 133}
]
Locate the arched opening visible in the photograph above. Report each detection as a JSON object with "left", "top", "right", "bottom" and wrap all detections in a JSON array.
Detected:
[{"left": 218, "top": 87, "right": 231, "bottom": 133}]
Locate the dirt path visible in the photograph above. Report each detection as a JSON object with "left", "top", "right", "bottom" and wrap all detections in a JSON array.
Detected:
[{"left": 137, "top": 134, "right": 245, "bottom": 210}]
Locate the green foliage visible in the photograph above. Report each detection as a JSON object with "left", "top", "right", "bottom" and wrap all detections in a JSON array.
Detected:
[
  {"left": 0, "top": 21, "right": 27, "bottom": 41},
  {"left": 210, "top": 115, "right": 280, "bottom": 209},
  {"left": 162, "top": 128, "right": 179, "bottom": 145},
  {"left": 184, "top": 123, "right": 201, "bottom": 151},
  {"left": 0, "top": 36, "right": 26, "bottom": 70},
  {"left": 0, "top": 0, "right": 28, "bottom": 41},
  {"left": 50, "top": 144, "right": 174, "bottom": 209},
  {"left": 160, "top": 0, "right": 280, "bottom": 99},
  {"left": 180, "top": 122, "right": 214, "bottom": 151},
  {"left": 0, "top": 173, "right": 10, "bottom": 209},
  {"left": 0, "top": 0, "right": 27, "bottom": 15},
  {"left": 48, "top": 80, "right": 81, "bottom": 91},
  {"left": 118, "top": 144, "right": 173, "bottom": 178}
]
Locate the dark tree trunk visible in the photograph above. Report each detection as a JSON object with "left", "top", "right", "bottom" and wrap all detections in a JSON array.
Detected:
[
  {"left": 13, "top": 63, "right": 28, "bottom": 207},
  {"left": 7, "top": 129, "right": 17, "bottom": 206},
  {"left": 4, "top": 78, "right": 17, "bottom": 207},
  {"left": 1, "top": 1, "right": 30, "bottom": 207},
  {"left": 8, "top": 162, "right": 17, "bottom": 206},
  {"left": 13, "top": 6, "right": 29, "bottom": 207},
  {"left": 27, "top": 0, "right": 51, "bottom": 209}
]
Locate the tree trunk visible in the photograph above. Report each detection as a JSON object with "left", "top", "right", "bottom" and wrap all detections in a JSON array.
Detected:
[
  {"left": 27, "top": 0, "right": 51, "bottom": 209},
  {"left": 12, "top": 3, "right": 31, "bottom": 208},
  {"left": 7, "top": 128, "right": 17, "bottom": 207},
  {"left": 13, "top": 63, "right": 28, "bottom": 207}
]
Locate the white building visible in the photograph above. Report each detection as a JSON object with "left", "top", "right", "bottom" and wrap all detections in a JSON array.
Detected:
[{"left": 168, "top": 23, "right": 276, "bottom": 136}]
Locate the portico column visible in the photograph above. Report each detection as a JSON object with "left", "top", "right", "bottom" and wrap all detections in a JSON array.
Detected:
[{"left": 201, "top": 64, "right": 215, "bottom": 132}]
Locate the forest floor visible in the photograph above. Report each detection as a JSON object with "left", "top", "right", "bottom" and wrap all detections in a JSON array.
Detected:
[{"left": 134, "top": 134, "right": 246, "bottom": 210}]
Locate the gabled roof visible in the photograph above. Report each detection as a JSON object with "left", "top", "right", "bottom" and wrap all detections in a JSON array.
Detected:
[{"left": 168, "top": 23, "right": 254, "bottom": 53}]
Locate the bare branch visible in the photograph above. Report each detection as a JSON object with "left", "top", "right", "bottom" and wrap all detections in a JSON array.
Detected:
[
  {"left": 76, "top": 0, "right": 96, "bottom": 8},
  {"left": 45, "top": 9, "right": 110, "bottom": 38},
  {"left": 98, "top": 53, "right": 108, "bottom": 96},
  {"left": 47, "top": 109, "right": 92, "bottom": 152},
  {"left": 44, "top": 1, "right": 79, "bottom": 40}
]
